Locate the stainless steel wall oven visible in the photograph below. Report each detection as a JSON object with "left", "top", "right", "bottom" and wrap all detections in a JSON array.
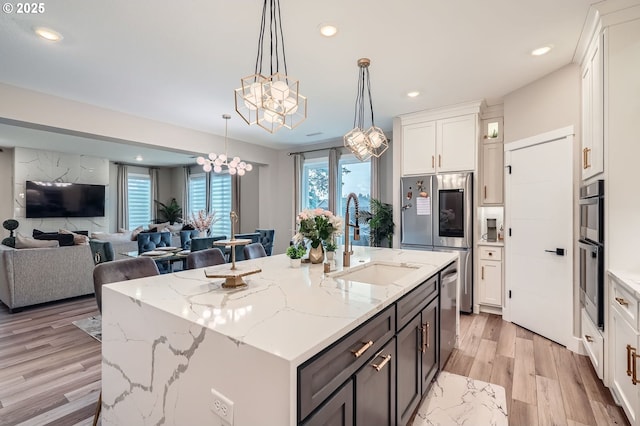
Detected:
[{"left": 579, "top": 180, "right": 604, "bottom": 330}]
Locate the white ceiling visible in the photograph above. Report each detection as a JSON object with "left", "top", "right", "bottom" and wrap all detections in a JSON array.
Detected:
[{"left": 0, "top": 0, "right": 600, "bottom": 164}]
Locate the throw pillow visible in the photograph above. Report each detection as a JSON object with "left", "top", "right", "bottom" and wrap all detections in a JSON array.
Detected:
[
  {"left": 148, "top": 221, "right": 170, "bottom": 232},
  {"left": 130, "top": 225, "right": 144, "bottom": 241},
  {"left": 15, "top": 233, "right": 60, "bottom": 249},
  {"left": 91, "top": 231, "right": 132, "bottom": 242},
  {"left": 59, "top": 228, "right": 90, "bottom": 245},
  {"left": 32, "top": 229, "right": 74, "bottom": 246},
  {"left": 168, "top": 223, "right": 183, "bottom": 233}
]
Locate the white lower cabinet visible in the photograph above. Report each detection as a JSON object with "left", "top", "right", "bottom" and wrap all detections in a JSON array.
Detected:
[
  {"left": 610, "top": 273, "right": 640, "bottom": 425},
  {"left": 477, "top": 245, "right": 503, "bottom": 308},
  {"left": 581, "top": 308, "right": 604, "bottom": 379}
]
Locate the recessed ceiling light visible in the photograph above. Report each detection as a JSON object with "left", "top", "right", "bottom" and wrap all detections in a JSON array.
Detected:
[
  {"left": 135, "top": 155, "right": 143, "bottom": 162},
  {"left": 33, "top": 27, "right": 63, "bottom": 42},
  {"left": 319, "top": 24, "right": 338, "bottom": 37},
  {"left": 531, "top": 45, "right": 552, "bottom": 56},
  {"left": 407, "top": 91, "right": 420, "bottom": 98}
]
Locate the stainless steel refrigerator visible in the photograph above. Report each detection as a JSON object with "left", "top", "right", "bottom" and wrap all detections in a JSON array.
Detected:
[{"left": 400, "top": 173, "right": 474, "bottom": 313}]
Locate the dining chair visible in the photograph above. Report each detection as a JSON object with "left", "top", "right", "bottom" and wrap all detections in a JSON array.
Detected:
[
  {"left": 233, "top": 232, "right": 260, "bottom": 261},
  {"left": 91, "top": 257, "right": 160, "bottom": 426},
  {"left": 89, "top": 240, "right": 115, "bottom": 265},
  {"left": 243, "top": 242, "right": 267, "bottom": 260},
  {"left": 190, "top": 235, "right": 226, "bottom": 252},
  {"left": 186, "top": 247, "right": 226, "bottom": 269},
  {"left": 179, "top": 229, "right": 201, "bottom": 250},
  {"left": 256, "top": 229, "right": 275, "bottom": 256},
  {"left": 137, "top": 231, "right": 173, "bottom": 253}
]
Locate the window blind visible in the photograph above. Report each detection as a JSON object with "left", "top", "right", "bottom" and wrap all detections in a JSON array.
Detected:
[
  {"left": 210, "top": 173, "right": 232, "bottom": 237},
  {"left": 127, "top": 173, "right": 151, "bottom": 229}
]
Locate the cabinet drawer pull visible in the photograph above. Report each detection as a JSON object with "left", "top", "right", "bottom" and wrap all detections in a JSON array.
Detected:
[
  {"left": 633, "top": 347, "right": 640, "bottom": 385},
  {"left": 432, "top": 155, "right": 435, "bottom": 168},
  {"left": 372, "top": 353, "right": 392, "bottom": 372},
  {"left": 582, "top": 148, "right": 587, "bottom": 169},
  {"left": 438, "top": 155, "right": 442, "bottom": 168},
  {"left": 426, "top": 321, "right": 431, "bottom": 349},
  {"left": 352, "top": 340, "right": 373, "bottom": 358},
  {"left": 584, "top": 335, "right": 594, "bottom": 343},
  {"left": 585, "top": 147, "right": 591, "bottom": 168},
  {"left": 628, "top": 344, "right": 634, "bottom": 377},
  {"left": 420, "top": 325, "right": 426, "bottom": 353},
  {"left": 616, "top": 297, "right": 629, "bottom": 307},
  {"left": 484, "top": 185, "right": 487, "bottom": 200},
  {"left": 481, "top": 266, "right": 485, "bottom": 280}
]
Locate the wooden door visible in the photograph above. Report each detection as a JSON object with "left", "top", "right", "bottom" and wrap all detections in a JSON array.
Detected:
[
  {"left": 436, "top": 114, "right": 476, "bottom": 172},
  {"left": 402, "top": 121, "right": 436, "bottom": 175},
  {"left": 479, "top": 259, "right": 502, "bottom": 306},
  {"left": 355, "top": 338, "right": 396, "bottom": 426},
  {"left": 610, "top": 309, "right": 639, "bottom": 424}
]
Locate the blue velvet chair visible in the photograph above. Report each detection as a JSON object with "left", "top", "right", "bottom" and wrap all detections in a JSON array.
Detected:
[
  {"left": 190, "top": 235, "right": 226, "bottom": 252},
  {"left": 233, "top": 232, "right": 260, "bottom": 261},
  {"left": 137, "top": 232, "right": 173, "bottom": 253},
  {"left": 179, "top": 230, "right": 201, "bottom": 250},
  {"left": 256, "top": 229, "right": 275, "bottom": 256},
  {"left": 243, "top": 242, "right": 267, "bottom": 260},
  {"left": 89, "top": 240, "right": 115, "bottom": 265},
  {"left": 137, "top": 232, "right": 173, "bottom": 273}
]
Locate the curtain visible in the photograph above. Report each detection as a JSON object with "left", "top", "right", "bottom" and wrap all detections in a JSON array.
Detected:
[
  {"left": 328, "top": 148, "right": 339, "bottom": 215},
  {"left": 182, "top": 166, "right": 190, "bottom": 223},
  {"left": 292, "top": 153, "right": 303, "bottom": 235},
  {"left": 370, "top": 155, "right": 380, "bottom": 201},
  {"left": 149, "top": 168, "right": 159, "bottom": 222},
  {"left": 232, "top": 174, "right": 241, "bottom": 232},
  {"left": 116, "top": 164, "right": 128, "bottom": 230}
]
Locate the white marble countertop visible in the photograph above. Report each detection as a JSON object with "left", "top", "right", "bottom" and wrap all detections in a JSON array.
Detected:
[
  {"left": 104, "top": 246, "right": 457, "bottom": 366},
  {"left": 609, "top": 269, "right": 640, "bottom": 297}
]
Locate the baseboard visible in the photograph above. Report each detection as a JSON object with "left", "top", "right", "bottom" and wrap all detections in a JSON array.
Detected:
[{"left": 478, "top": 304, "right": 502, "bottom": 316}]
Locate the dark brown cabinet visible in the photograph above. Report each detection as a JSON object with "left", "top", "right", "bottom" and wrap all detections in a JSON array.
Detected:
[
  {"left": 302, "top": 380, "right": 354, "bottom": 426},
  {"left": 298, "top": 272, "right": 445, "bottom": 425},
  {"left": 355, "top": 337, "right": 396, "bottom": 426},
  {"left": 397, "top": 297, "right": 439, "bottom": 425}
]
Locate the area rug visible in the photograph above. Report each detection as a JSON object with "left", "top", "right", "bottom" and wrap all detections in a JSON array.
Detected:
[
  {"left": 413, "top": 371, "right": 508, "bottom": 425},
  {"left": 72, "top": 315, "right": 102, "bottom": 342}
]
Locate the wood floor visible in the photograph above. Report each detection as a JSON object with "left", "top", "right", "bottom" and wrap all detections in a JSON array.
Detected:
[
  {"left": 444, "top": 313, "right": 629, "bottom": 426},
  {"left": 0, "top": 297, "right": 630, "bottom": 425},
  {"left": 0, "top": 296, "right": 101, "bottom": 426}
]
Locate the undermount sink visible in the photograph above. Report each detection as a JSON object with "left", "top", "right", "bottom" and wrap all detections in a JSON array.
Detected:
[{"left": 330, "top": 261, "right": 421, "bottom": 286}]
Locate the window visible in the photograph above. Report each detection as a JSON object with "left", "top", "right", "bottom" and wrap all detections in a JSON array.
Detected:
[
  {"left": 210, "top": 173, "right": 232, "bottom": 237},
  {"left": 188, "top": 173, "right": 207, "bottom": 217},
  {"left": 127, "top": 173, "right": 151, "bottom": 229},
  {"left": 299, "top": 152, "right": 371, "bottom": 246},
  {"left": 302, "top": 157, "right": 329, "bottom": 211},
  {"left": 338, "top": 154, "right": 371, "bottom": 247},
  {"left": 187, "top": 171, "right": 233, "bottom": 237}
]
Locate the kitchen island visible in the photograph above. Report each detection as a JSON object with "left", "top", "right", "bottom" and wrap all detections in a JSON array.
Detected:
[{"left": 100, "top": 247, "right": 458, "bottom": 425}]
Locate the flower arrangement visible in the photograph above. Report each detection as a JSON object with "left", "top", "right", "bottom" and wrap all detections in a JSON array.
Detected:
[
  {"left": 294, "top": 208, "right": 343, "bottom": 248},
  {"left": 188, "top": 210, "right": 218, "bottom": 233}
]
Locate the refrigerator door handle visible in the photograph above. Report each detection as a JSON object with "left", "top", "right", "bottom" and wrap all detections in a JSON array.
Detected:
[
  {"left": 463, "top": 253, "right": 471, "bottom": 295},
  {"left": 402, "top": 203, "right": 412, "bottom": 211}
]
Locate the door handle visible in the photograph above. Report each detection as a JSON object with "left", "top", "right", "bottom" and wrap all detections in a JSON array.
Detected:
[
  {"left": 432, "top": 155, "right": 435, "bottom": 168},
  {"left": 545, "top": 248, "right": 565, "bottom": 256}
]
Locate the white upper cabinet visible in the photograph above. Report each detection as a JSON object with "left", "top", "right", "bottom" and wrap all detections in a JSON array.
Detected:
[
  {"left": 402, "top": 121, "right": 437, "bottom": 175},
  {"left": 399, "top": 103, "right": 480, "bottom": 177},
  {"left": 581, "top": 32, "right": 604, "bottom": 180},
  {"left": 436, "top": 114, "right": 477, "bottom": 173}
]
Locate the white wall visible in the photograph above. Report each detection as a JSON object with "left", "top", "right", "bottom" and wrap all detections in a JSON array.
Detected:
[
  {"left": 240, "top": 169, "right": 259, "bottom": 233},
  {"left": 13, "top": 147, "right": 110, "bottom": 236},
  {"left": 0, "top": 148, "right": 14, "bottom": 236},
  {"left": 503, "top": 63, "right": 582, "bottom": 336}
]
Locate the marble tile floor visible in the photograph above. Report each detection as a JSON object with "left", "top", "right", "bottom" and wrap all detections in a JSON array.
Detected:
[{"left": 414, "top": 371, "right": 508, "bottom": 426}]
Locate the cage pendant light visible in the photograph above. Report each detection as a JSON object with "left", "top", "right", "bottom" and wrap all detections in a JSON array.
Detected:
[
  {"left": 196, "top": 115, "right": 253, "bottom": 176},
  {"left": 343, "top": 58, "right": 389, "bottom": 161},
  {"left": 234, "top": 0, "right": 307, "bottom": 133}
]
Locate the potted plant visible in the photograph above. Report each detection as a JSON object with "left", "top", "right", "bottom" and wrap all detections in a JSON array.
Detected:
[
  {"left": 323, "top": 238, "right": 338, "bottom": 261},
  {"left": 359, "top": 198, "right": 394, "bottom": 248},
  {"left": 154, "top": 198, "right": 183, "bottom": 225},
  {"left": 294, "top": 209, "right": 343, "bottom": 264},
  {"left": 286, "top": 243, "right": 307, "bottom": 268}
]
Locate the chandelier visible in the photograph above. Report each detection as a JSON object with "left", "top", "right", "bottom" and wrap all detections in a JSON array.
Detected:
[
  {"left": 196, "top": 114, "right": 253, "bottom": 175},
  {"left": 344, "top": 58, "right": 389, "bottom": 161},
  {"left": 234, "top": 0, "right": 307, "bottom": 133}
]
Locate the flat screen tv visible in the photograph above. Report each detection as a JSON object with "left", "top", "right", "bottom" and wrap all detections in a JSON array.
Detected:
[{"left": 25, "top": 181, "right": 106, "bottom": 218}]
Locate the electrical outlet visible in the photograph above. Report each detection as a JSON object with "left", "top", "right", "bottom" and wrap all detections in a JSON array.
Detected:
[{"left": 211, "top": 388, "right": 234, "bottom": 424}]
